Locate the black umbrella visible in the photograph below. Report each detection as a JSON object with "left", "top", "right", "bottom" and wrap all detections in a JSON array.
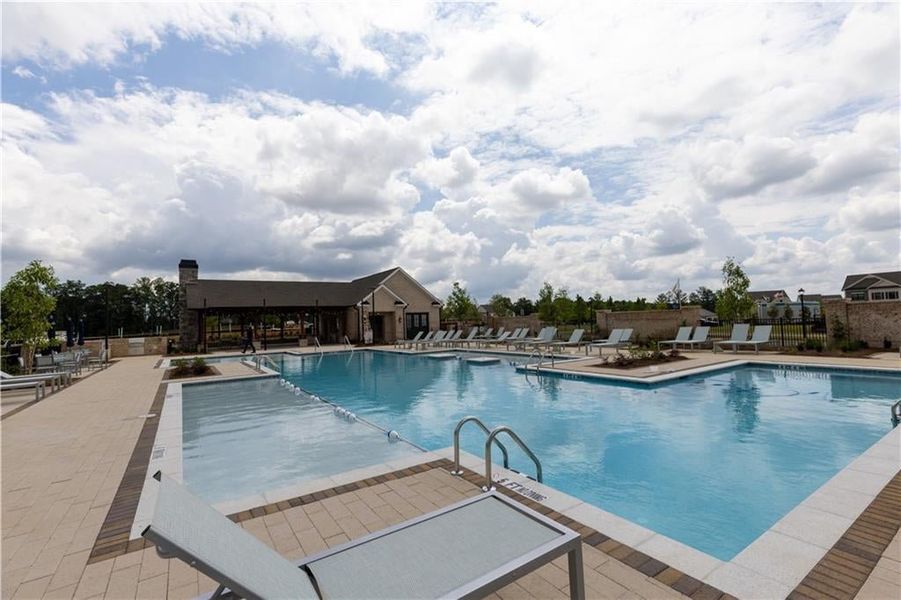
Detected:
[
  {"left": 65, "top": 318, "right": 74, "bottom": 348},
  {"left": 77, "top": 318, "right": 85, "bottom": 346}
]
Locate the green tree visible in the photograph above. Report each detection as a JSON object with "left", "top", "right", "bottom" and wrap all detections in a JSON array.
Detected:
[
  {"left": 487, "top": 294, "right": 514, "bottom": 317},
  {"left": 688, "top": 286, "right": 717, "bottom": 312},
  {"left": 536, "top": 282, "right": 555, "bottom": 322},
  {"left": 783, "top": 304, "right": 794, "bottom": 320},
  {"left": 552, "top": 288, "right": 575, "bottom": 324},
  {"left": 715, "top": 257, "right": 754, "bottom": 321},
  {"left": 766, "top": 304, "right": 779, "bottom": 319},
  {"left": 654, "top": 293, "right": 670, "bottom": 309},
  {"left": 512, "top": 297, "right": 534, "bottom": 316},
  {"left": 573, "top": 294, "right": 591, "bottom": 323},
  {"left": 1, "top": 261, "right": 59, "bottom": 373},
  {"left": 443, "top": 282, "right": 479, "bottom": 321}
]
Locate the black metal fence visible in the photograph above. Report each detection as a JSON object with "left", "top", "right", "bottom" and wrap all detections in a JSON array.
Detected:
[{"left": 708, "top": 316, "right": 827, "bottom": 348}]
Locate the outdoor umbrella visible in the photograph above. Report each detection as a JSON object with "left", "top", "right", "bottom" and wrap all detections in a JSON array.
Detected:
[
  {"left": 65, "top": 318, "right": 74, "bottom": 348},
  {"left": 77, "top": 318, "right": 85, "bottom": 346}
]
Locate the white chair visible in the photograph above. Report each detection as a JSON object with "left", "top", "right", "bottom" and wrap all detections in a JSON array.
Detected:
[
  {"left": 713, "top": 323, "right": 751, "bottom": 353},
  {"left": 658, "top": 327, "right": 692, "bottom": 350}
]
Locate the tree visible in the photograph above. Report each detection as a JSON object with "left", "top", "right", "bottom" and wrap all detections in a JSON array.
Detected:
[
  {"left": 766, "top": 304, "right": 779, "bottom": 319},
  {"left": 536, "top": 282, "right": 555, "bottom": 322},
  {"left": 782, "top": 304, "right": 794, "bottom": 320},
  {"left": 715, "top": 257, "right": 754, "bottom": 322},
  {"left": 654, "top": 293, "right": 670, "bottom": 309},
  {"left": 552, "top": 288, "right": 575, "bottom": 324},
  {"left": 443, "top": 282, "right": 480, "bottom": 321},
  {"left": 512, "top": 297, "right": 534, "bottom": 316},
  {"left": 573, "top": 294, "right": 592, "bottom": 323},
  {"left": 1, "top": 261, "right": 59, "bottom": 373},
  {"left": 487, "top": 294, "right": 514, "bottom": 317},
  {"left": 688, "top": 286, "right": 717, "bottom": 312}
]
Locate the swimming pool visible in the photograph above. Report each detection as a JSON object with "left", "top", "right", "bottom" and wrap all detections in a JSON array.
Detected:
[{"left": 182, "top": 351, "right": 898, "bottom": 560}]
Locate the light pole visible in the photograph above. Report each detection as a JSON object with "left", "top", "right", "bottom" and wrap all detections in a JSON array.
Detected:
[{"left": 798, "top": 288, "right": 806, "bottom": 339}]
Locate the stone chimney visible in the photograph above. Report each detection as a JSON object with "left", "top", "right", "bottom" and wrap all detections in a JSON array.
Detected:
[{"left": 178, "top": 259, "right": 199, "bottom": 351}]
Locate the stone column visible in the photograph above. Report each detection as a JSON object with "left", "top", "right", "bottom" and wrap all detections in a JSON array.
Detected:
[{"left": 178, "top": 259, "right": 199, "bottom": 351}]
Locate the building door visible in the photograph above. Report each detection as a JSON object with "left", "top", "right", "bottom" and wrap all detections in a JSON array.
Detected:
[
  {"left": 405, "top": 312, "right": 429, "bottom": 339},
  {"left": 370, "top": 315, "right": 385, "bottom": 343}
]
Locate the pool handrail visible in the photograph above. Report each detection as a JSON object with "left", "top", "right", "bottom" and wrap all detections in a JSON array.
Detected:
[
  {"left": 451, "top": 416, "right": 510, "bottom": 475},
  {"left": 484, "top": 426, "right": 543, "bottom": 490},
  {"left": 892, "top": 400, "right": 901, "bottom": 427}
]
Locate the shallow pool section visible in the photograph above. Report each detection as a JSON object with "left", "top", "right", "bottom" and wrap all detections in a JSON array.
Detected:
[
  {"left": 181, "top": 377, "right": 423, "bottom": 503},
  {"left": 269, "top": 351, "right": 898, "bottom": 560}
]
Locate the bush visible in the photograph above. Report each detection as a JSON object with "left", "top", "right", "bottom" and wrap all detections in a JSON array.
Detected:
[
  {"left": 171, "top": 358, "right": 190, "bottom": 376},
  {"left": 191, "top": 357, "right": 208, "bottom": 375},
  {"left": 839, "top": 339, "right": 869, "bottom": 353},
  {"left": 884, "top": 338, "right": 892, "bottom": 350},
  {"left": 804, "top": 339, "right": 824, "bottom": 352}
]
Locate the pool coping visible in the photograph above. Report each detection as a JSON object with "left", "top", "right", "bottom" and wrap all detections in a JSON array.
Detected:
[{"left": 521, "top": 356, "right": 901, "bottom": 385}]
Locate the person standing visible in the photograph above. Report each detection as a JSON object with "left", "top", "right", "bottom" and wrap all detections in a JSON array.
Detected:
[{"left": 241, "top": 325, "right": 256, "bottom": 354}]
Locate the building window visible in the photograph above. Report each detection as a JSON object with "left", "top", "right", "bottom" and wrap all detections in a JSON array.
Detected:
[
  {"left": 849, "top": 291, "right": 866, "bottom": 301},
  {"left": 405, "top": 313, "right": 429, "bottom": 339},
  {"left": 871, "top": 291, "right": 900, "bottom": 301}
]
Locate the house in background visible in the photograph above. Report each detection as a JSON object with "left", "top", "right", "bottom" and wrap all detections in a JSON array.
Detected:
[
  {"left": 177, "top": 260, "right": 442, "bottom": 350},
  {"left": 750, "top": 289, "right": 822, "bottom": 319},
  {"left": 841, "top": 271, "right": 901, "bottom": 301}
]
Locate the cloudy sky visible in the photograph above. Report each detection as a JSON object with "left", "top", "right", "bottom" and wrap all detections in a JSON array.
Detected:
[{"left": 2, "top": 2, "right": 899, "bottom": 301}]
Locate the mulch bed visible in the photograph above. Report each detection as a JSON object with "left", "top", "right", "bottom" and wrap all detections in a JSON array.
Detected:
[
  {"left": 162, "top": 365, "right": 221, "bottom": 380},
  {"left": 592, "top": 355, "right": 689, "bottom": 370}
]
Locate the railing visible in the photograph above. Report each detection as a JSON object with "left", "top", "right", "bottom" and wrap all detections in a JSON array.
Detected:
[
  {"left": 527, "top": 346, "right": 555, "bottom": 370},
  {"left": 892, "top": 401, "right": 901, "bottom": 428},
  {"left": 313, "top": 337, "right": 322, "bottom": 353},
  {"left": 343, "top": 335, "right": 354, "bottom": 353},
  {"left": 451, "top": 416, "right": 510, "bottom": 475},
  {"left": 708, "top": 317, "right": 827, "bottom": 349},
  {"left": 484, "top": 426, "right": 542, "bottom": 490},
  {"left": 251, "top": 354, "right": 279, "bottom": 373}
]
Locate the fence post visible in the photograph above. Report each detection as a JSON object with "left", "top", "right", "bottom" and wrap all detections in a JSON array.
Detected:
[{"left": 779, "top": 317, "right": 785, "bottom": 347}]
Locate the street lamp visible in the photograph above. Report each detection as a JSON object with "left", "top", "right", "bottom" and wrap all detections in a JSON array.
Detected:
[{"left": 797, "top": 288, "right": 806, "bottom": 339}]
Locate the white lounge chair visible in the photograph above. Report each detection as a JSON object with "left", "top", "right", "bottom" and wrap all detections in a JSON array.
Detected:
[
  {"left": 503, "top": 328, "right": 531, "bottom": 349},
  {"left": 438, "top": 330, "right": 464, "bottom": 348},
  {"left": 482, "top": 331, "right": 512, "bottom": 348},
  {"left": 658, "top": 327, "right": 692, "bottom": 350},
  {"left": 418, "top": 330, "right": 446, "bottom": 349},
  {"left": 0, "top": 379, "right": 46, "bottom": 401},
  {"left": 586, "top": 328, "right": 633, "bottom": 356},
  {"left": 410, "top": 330, "right": 435, "bottom": 349},
  {"left": 395, "top": 331, "right": 423, "bottom": 349},
  {"left": 549, "top": 329, "right": 585, "bottom": 351},
  {"left": 680, "top": 326, "right": 710, "bottom": 350},
  {"left": 713, "top": 323, "right": 751, "bottom": 353},
  {"left": 87, "top": 348, "right": 108, "bottom": 370},
  {"left": 513, "top": 327, "right": 557, "bottom": 351},
  {"left": 142, "top": 472, "right": 586, "bottom": 600},
  {"left": 456, "top": 327, "right": 480, "bottom": 348},
  {"left": 1, "top": 370, "right": 69, "bottom": 392},
  {"left": 719, "top": 325, "right": 772, "bottom": 354}
]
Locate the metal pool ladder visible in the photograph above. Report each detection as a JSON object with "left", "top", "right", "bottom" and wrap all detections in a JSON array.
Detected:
[
  {"left": 528, "top": 347, "right": 555, "bottom": 370},
  {"left": 313, "top": 337, "right": 323, "bottom": 353},
  {"left": 343, "top": 335, "right": 354, "bottom": 353},
  {"left": 252, "top": 354, "right": 279, "bottom": 373},
  {"left": 892, "top": 401, "right": 901, "bottom": 427},
  {"left": 450, "top": 416, "right": 543, "bottom": 490}
]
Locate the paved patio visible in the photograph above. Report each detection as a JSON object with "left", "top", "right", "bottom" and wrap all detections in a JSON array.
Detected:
[{"left": 2, "top": 351, "right": 898, "bottom": 599}]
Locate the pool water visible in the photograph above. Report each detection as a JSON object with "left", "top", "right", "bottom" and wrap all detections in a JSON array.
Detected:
[
  {"left": 257, "top": 351, "right": 898, "bottom": 560},
  {"left": 182, "top": 377, "right": 422, "bottom": 504}
]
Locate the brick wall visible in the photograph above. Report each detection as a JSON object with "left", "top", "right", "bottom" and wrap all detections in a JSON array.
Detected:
[
  {"left": 595, "top": 307, "right": 703, "bottom": 342},
  {"left": 822, "top": 298, "right": 901, "bottom": 349}
]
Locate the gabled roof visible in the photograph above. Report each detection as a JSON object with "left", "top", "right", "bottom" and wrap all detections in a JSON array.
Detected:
[
  {"left": 184, "top": 266, "right": 438, "bottom": 309},
  {"left": 748, "top": 290, "right": 791, "bottom": 302},
  {"left": 842, "top": 272, "right": 901, "bottom": 291}
]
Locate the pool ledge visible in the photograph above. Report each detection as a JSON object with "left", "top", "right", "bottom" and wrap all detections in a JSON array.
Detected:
[{"left": 435, "top": 425, "right": 901, "bottom": 599}]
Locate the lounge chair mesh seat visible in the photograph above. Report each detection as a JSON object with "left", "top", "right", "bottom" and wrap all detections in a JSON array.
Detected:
[{"left": 143, "top": 473, "right": 584, "bottom": 600}]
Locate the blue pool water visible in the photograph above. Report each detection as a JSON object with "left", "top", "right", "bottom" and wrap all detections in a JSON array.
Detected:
[{"left": 181, "top": 351, "right": 899, "bottom": 560}]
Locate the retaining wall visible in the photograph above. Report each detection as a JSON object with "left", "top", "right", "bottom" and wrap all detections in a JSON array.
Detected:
[
  {"left": 822, "top": 298, "right": 901, "bottom": 349},
  {"left": 595, "top": 307, "right": 702, "bottom": 341}
]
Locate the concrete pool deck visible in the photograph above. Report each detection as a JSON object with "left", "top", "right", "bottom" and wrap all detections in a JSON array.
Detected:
[{"left": 1, "top": 350, "right": 898, "bottom": 599}]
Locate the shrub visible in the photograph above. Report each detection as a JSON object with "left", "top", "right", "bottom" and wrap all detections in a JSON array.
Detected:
[
  {"left": 884, "top": 337, "right": 892, "bottom": 350},
  {"left": 171, "top": 358, "right": 190, "bottom": 376},
  {"left": 191, "top": 357, "right": 208, "bottom": 375},
  {"left": 804, "top": 339, "right": 824, "bottom": 352},
  {"left": 830, "top": 316, "right": 846, "bottom": 342}
]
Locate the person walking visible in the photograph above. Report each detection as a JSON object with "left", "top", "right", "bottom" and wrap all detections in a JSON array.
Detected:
[{"left": 241, "top": 325, "right": 256, "bottom": 354}]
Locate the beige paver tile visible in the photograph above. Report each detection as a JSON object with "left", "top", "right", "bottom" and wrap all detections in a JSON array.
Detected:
[
  {"left": 295, "top": 528, "right": 328, "bottom": 556},
  {"left": 103, "top": 564, "right": 140, "bottom": 599},
  {"left": 335, "top": 515, "right": 368, "bottom": 539},
  {"left": 282, "top": 506, "right": 314, "bottom": 533},
  {"left": 168, "top": 581, "right": 199, "bottom": 600},
  {"left": 134, "top": 573, "right": 167, "bottom": 600},
  {"left": 74, "top": 559, "right": 114, "bottom": 598},
  {"left": 325, "top": 533, "right": 350, "bottom": 547},
  {"left": 42, "top": 583, "right": 78, "bottom": 599},
  {"left": 22, "top": 542, "right": 69, "bottom": 583},
  {"left": 46, "top": 549, "right": 91, "bottom": 592},
  {"left": 112, "top": 550, "right": 143, "bottom": 572},
  {"left": 343, "top": 499, "right": 380, "bottom": 525},
  {"left": 12, "top": 575, "right": 53, "bottom": 600},
  {"left": 307, "top": 508, "right": 343, "bottom": 539},
  {"left": 137, "top": 547, "right": 168, "bottom": 582}
]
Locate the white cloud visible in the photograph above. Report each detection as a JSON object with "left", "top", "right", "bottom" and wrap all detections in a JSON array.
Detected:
[{"left": 1, "top": 2, "right": 899, "bottom": 301}]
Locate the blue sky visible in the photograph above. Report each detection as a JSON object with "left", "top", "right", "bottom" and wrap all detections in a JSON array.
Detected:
[{"left": 2, "top": 2, "right": 898, "bottom": 301}]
